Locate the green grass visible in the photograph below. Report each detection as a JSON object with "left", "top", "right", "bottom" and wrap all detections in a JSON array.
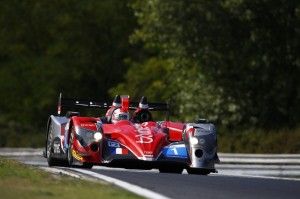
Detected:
[{"left": 0, "top": 157, "right": 143, "bottom": 199}]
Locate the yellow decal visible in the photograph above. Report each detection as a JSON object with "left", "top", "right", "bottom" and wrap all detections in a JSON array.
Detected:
[{"left": 72, "top": 149, "right": 83, "bottom": 161}]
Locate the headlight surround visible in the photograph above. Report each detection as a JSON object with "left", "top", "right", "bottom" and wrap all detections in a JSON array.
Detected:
[{"left": 75, "top": 127, "right": 103, "bottom": 146}]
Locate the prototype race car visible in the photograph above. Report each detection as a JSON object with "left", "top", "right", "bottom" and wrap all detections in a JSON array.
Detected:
[{"left": 43, "top": 93, "right": 219, "bottom": 174}]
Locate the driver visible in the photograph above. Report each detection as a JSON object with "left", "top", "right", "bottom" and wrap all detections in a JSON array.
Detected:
[
  {"left": 111, "top": 108, "right": 130, "bottom": 123},
  {"left": 104, "top": 95, "right": 121, "bottom": 123}
]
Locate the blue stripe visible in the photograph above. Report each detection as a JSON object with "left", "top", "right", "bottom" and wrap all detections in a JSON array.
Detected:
[{"left": 162, "top": 146, "right": 188, "bottom": 158}]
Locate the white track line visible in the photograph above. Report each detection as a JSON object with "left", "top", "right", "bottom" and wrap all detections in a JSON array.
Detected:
[
  {"left": 212, "top": 173, "right": 300, "bottom": 181},
  {"left": 0, "top": 151, "right": 42, "bottom": 156},
  {"left": 40, "top": 167, "right": 81, "bottom": 178},
  {"left": 69, "top": 168, "right": 171, "bottom": 199}
]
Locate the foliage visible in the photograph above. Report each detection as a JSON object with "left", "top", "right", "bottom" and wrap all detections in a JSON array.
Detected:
[
  {"left": 0, "top": 0, "right": 137, "bottom": 132},
  {"left": 0, "top": 157, "right": 142, "bottom": 199},
  {"left": 219, "top": 127, "right": 300, "bottom": 153},
  {"left": 124, "top": 0, "right": 300, "bottom": 128},
  {"left": 110, "top": 57, "right": 174, "bottom": 101},
  {"left": 0, "top": 0, "right": 299, "bottom": 152}
]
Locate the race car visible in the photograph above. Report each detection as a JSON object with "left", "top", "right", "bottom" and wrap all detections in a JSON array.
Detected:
[{"left": 43, "top": 93, "right": 219, "bottom": 174}]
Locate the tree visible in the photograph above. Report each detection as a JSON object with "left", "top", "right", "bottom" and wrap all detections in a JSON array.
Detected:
[
  {"left": 0, "top": 0, "right": 137, "bottom": 143},
  {"left": 121, "top": 0, "right": 300, "bottom": 128}
]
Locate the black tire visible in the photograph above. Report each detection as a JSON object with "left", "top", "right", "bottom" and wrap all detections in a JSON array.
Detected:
[
  {"left": 67, "top": 131, "right": 74, "bottom": 167},
  {"left": 46, "top": 123, "right": 60, "bottom": 166},
  {"left": 82, "top": 163, "right": 93, "bottom": 169},
  {"left": 46, "top": 129, "right": 55, "bottom": 166},
  {"left": 159, "top": 166, "right": 183, "bottom": 174},
  {"left": 186, "top": 168, "right": 211, "bottom": 175}
]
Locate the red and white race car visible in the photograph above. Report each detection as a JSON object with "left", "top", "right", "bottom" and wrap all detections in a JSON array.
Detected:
[{"left": 44, "top": 94, "right": 219, "bottom": 174}]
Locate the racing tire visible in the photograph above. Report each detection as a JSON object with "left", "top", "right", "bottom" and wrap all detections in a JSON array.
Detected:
[
  {"left": 186, "top": 168, "right": 211, "bottom": 175},
  {"left": 46, "top": 123, "right": 64, "bottom": 166},
  {"left": 159, "top": 167, "right": 183, "bottom": 174},
  {"left": 82, "top": 163, "right": 93, "bottom": 169},
  {"left": 46, "top": 132, "right": 56, "bottom": 166}
]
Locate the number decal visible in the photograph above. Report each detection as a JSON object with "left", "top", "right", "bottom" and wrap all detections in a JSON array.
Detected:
[
  {"left": 170, "top": 147, "right": 178, "bottom": 155},
  {"left": 135, "top": 134, "right": 153, "bottom": 143},
  {"left": 135, "top": 125, "right": 153, "bottom": 144}
]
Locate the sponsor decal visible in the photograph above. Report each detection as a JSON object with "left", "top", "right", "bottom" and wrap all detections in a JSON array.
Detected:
[
  {"left": 144, "top": 151, "right": 153, "bottom": 155},
  {"left": 163, "top": 145, "right": 188, "bottom": 158},
  {"left": 135, "top": 125, "right": 153, "bottom": 144},
  {"left": 81, "top": 123, "right": 95, "bottom": 127},
  {"left": 108, "top": 141, "right": 120, "bottom": 148},
  {"left": 115, "top": 148, "right": 128, "bottom": 155},
  {"left": 72, "top": 149, "right": 83, "bottom": 161}
]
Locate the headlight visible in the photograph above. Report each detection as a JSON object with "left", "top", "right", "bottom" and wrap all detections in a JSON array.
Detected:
[
  {"left": 190, "top": 137, "right": 199, "bottom": 145},
  {"left": 94, "top": 132, "right": 102, "bottom": 141},
  {"left": 75, "top": 127, "right": 103, "bottom": 146}
]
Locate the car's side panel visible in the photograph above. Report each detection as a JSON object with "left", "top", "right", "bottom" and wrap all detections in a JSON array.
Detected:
[
  {"left": 157, "top": 142, "right": 188, "bottom": 164},
  {"left": 50, "top": 115, "right": 69, "bottom": 137},
  {"left": 47, "top": 115, "right": 69, "bottom": 159},
  {"left": 161, "top": 121, "right": 184, "bottom": 142},
  {"left": 183, "top": 123, "right": 219, "bottom": 170}
]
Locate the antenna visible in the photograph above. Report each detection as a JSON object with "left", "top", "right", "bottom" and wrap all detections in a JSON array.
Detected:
[{"left": 57, "top": 92, "right": 62, "bottom": 115}]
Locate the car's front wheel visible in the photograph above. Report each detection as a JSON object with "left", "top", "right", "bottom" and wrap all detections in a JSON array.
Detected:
[
  {"left": 186, "top": 168, "right": 211, "bottom": 175},
  {"left": 159, "top": 166, "right": 183, "bottom": 174},
  {"left": 82, "top": 163, "right": 93, "bottom": 169}
]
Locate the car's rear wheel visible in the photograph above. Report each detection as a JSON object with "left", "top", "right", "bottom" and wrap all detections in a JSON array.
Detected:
[
  {"left": 159, "top": 166, "right": 183, "bottom": 174},
  {"left": 186, "top": 168, "right": 211, "bottom": 175},
  {"left": 46, "top": 130, "right": 55, "bottom": 166},
  {"left": 46, "top": 123, "right": 60, "bottom": 166}
]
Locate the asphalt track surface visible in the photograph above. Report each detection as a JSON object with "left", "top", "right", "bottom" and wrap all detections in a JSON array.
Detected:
[{"left": 3, "top": 150, "right": 300, "bottom": 199}]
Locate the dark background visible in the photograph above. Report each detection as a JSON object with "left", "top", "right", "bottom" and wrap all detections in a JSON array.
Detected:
[{"left": 0, "top": 0, "right": 299, "bottom": 152}]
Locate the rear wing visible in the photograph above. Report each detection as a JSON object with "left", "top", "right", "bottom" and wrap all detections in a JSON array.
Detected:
[
  {"left": 57, "top": 93, "right": 169, "bottom": 115},
  {"left": 57, "top": 93, "right": 109, "bottom": 115},
  {"left": 129, "top": 102, "right": 169, "bottom": 111}
]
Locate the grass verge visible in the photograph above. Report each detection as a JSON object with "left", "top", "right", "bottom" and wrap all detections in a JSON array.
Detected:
[{"left": 0, "top": 157, "right": 143, "bottom": 199}]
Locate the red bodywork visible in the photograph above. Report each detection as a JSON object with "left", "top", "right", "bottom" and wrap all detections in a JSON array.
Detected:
[
  {"left": 69, "top": 116, "right": 184, "bottom": 164},
  {"left": 71, "top": 117, "right": 102, "bottom": 164}
]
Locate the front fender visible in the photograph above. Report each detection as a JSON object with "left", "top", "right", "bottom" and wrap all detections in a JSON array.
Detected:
[{"left": 183, "top": 123, "right": 219, "bottom": 169}]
